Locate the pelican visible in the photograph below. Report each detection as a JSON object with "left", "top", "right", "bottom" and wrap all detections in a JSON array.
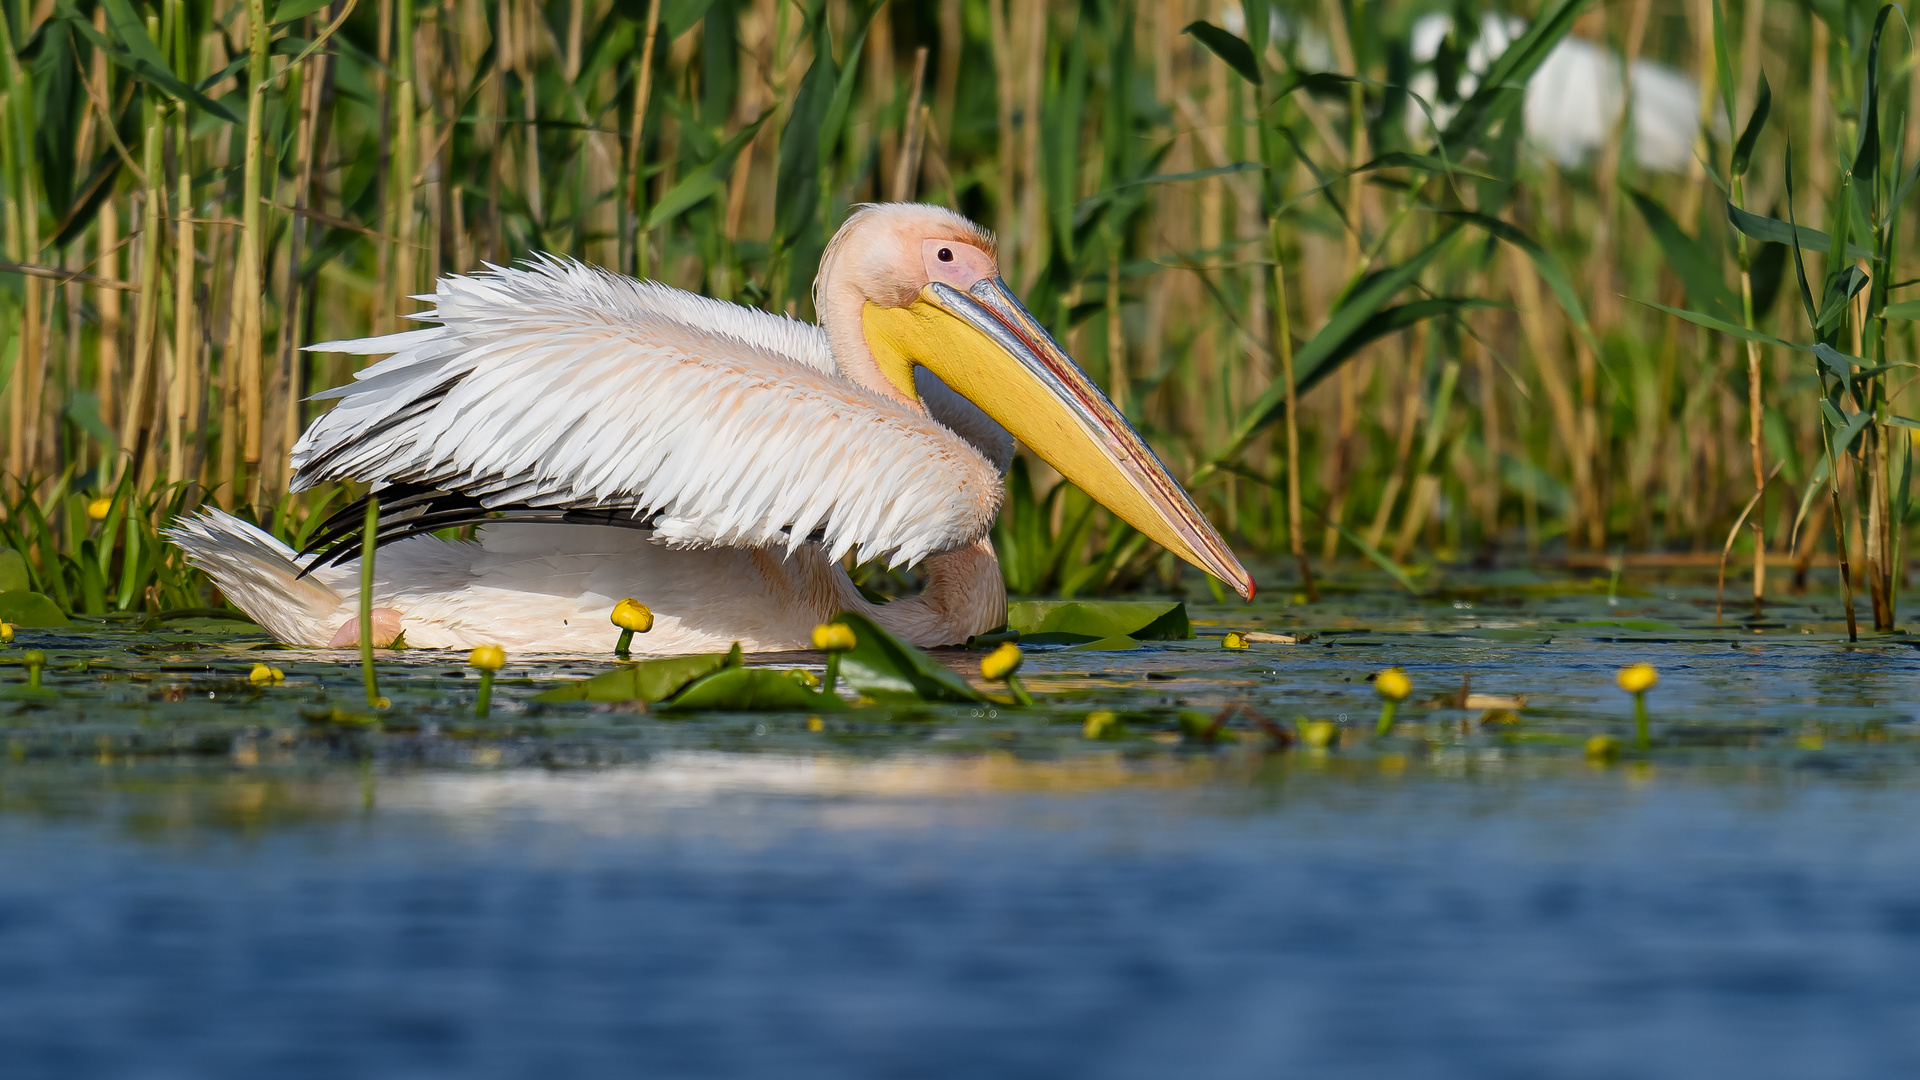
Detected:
[{"left": 168, "top": 204, "right": 1253, "bottom": 653}]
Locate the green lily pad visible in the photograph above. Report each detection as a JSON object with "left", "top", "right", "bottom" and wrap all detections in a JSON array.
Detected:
[
  {"left": 831, "top": 611, "right": 988, "bottom": 703},
  {"left": 0, "top": 549, "right": 29, "bottom": 593},
  {"left": 531, "top": 643, "right": 742, "bottom": 703},
  {"left": 658, "top": 666, "right": 848, "bottom": 712},
  {"left": 1065, "top": 635, "right": 1141, "bottom": 651},
  {"left": 0, "top": 591, "right": 69, "bottom": 628},
  {"left": 1570, "top": 619, "right": 1675, "bottom": 632},
  {"left": 1006, "top": 600, "right": 1191, "bottom": 643}
]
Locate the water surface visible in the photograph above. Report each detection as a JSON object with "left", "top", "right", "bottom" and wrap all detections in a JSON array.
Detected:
[{"left": 3, "top": 570, "right": 1918, "bottom": 1077}]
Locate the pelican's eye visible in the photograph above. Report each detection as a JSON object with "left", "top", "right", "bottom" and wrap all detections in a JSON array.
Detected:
[{"left": 937, "top": 247, "right": 954, "bottom": 263}]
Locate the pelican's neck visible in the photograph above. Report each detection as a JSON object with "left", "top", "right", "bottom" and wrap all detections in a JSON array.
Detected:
[
  {"left": 818, "top": 272, "right": 922, "bottom": 409},
  {"left": 856, "top": 538, "right": 1008, "bottom": 647}
]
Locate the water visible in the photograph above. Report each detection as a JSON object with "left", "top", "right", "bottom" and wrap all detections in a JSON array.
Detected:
[{"left": 4, "top": 572, "right": 1920, "bottom": 1077}]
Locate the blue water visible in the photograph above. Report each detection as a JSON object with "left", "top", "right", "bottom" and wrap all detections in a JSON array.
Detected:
[
  {"left": 3, "top": 758, "right": 1919, "bottom": 1078},
  {"left": 4, "top": 579, "right": 1920, "bottom": 1076}
]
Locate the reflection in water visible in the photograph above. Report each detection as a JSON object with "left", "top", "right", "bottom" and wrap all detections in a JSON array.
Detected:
[{"left": 1, "top": 575, "right": 1919, "bottom": 1077}]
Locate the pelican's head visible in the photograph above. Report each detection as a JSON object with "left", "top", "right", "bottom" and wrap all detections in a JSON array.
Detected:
[{"left": 817, "top": 204, "right": 1254, "bottom": 600}]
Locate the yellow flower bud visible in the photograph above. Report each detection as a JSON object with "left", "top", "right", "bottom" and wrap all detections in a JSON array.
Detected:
[
  {"left": 468, "top": 644, "right": 507, "bottom": 671},
  {"left": 87, "top": 497, "right": 112, "bottom": 521},
  {"left": 811, "top": 622, "right": 857, "bottom": 652},
  {"left": 0, "top": 623, "right": 13, "bottom": 644},
  {"left": 1222, "top": 631, "right": 1250, "bottom": 650},
  {"left": 249, "top": 662, "right": 284, "bottom": 685},
  {"left": 1301, "top": 720, "right": 1339, "bottom": 749},
  {"left": 1374, "top": 667, "right": 1412, "bottom": 702},
  {"left": 1616, "top": 664, "right": 1658, "bottom": 694},
  {"left": 1083, "top": 709, "right": 1123, "bottom": 740},
  {"left": 980, "top": 641, "right": 1023, "bottom": 682},
  {"left": 610, "top": 598, "right": 654, "bottom": 633}
]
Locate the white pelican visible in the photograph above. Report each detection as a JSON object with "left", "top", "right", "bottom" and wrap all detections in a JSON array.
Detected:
[{"left": 169, "top": 204, "right": 1253, "bottom": 653}]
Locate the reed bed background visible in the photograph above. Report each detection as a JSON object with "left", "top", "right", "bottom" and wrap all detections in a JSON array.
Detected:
[{"left": 0, "top": 0, "right": 1913, "bottom": 630}]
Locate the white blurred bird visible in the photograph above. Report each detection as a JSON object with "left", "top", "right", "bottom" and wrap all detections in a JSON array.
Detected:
[
  {"left": 168, "top": 205, "right": 1252, "bottom": 654},
  {"left": 1404, "top": 12, "right": 1708, "bottom": 173}
]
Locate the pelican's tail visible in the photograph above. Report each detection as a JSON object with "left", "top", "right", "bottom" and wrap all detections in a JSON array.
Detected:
[{"left": 165, "top": 510, "right": 345, "bottom": 645}]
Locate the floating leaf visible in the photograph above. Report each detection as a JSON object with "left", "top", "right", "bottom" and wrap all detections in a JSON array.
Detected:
[
  {"left": 830, "top": 612, "right": 987, "bottom": 703},
  {"left": 659, "top": 666, "right": 847, "bottom": 712},
  {"left": 531, "top": 643, "right": 741, "bottom": 703},
  {"left": 1065, "top": 635, "right": 1140, "bottom": 651},
  {"left": 0, "top": 549, "right": 29, "bottom": 593},
  {"left": 0, "top": 592, "right": 69, "bottom": 628},
  {"left": 1006, "top": 600, "right": 1191, "bottom": 642}
]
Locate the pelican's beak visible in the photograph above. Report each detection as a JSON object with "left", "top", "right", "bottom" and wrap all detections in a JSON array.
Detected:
[{"left": 863, "top": 278, "right": 1255, "bottom": 600}]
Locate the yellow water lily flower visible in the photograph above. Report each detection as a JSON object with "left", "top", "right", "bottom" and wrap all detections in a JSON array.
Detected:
[
  {"left": 1616, "top": 664, "right": 1658, "bottom": 694},
  {"left": 1374, "top": 667, "right": 1412, "bottom": 702},
  {"left": 811, "top": 623, "right": 857, "bottom": 652},
  {"left": 468, "top": 644, "right": 506, "bottom": 671},
  {"left": 980, "top": 641, "right": 1023, "bottom": 681},
  {"left": 611, "top": 598, "right": 654, "bottom": 633},
  {"left": 1222, "top": 631, "right": 1250, "bottom": 649},
  {"left": 248, "top": 663, "right": 285, "bottom": 685}
]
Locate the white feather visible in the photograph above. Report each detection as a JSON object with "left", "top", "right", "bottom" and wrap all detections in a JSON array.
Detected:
[{"left": 293, "top": 258, "right": 1005, "bottom": 568}]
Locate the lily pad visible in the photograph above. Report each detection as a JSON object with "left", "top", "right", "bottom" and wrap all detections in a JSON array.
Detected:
[
  {"left": 1570, "top": 619, "right": 1676, "bottom": 632},
  {"left": 831, "top": 612, "right": 988, "bottom": 703},
  {"left": 0, "top": 591, "right": 69, "bottom": 628},
  {"left": 0, "top": 549, "right": 28, "bottom": 593},
  {"left": 658, "top": 666, "right": 848, "bottom": 712},
  {"left": 532, "top": 643, "right": 742, "bottom": 703},
  {"left": 1006, "top": 600, "right": 1191, "bottom": 643},
  {"left": 1065, "top": 635, "right": 1141, "bottom": 651}
]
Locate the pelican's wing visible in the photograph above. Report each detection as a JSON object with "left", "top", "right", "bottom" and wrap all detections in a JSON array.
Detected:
[{"left": 293, "top": 258, "right": 1003, "bottom": 569}]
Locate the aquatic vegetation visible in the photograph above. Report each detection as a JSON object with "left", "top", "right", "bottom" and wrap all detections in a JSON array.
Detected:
[
  {"left": 1222, "top": 631, "right": 1250, "bottom": 650},
  {"left": 979, "top": 641, "right": 1033, "bottom": 707},
  {"left": 532, "top": 646, "right": 742, "bottom": 705},
  {"left": 469, "top": 645, "right": 505, "bottom": 718},
  {"left": 248, "top": 662, "right": 283, "bottom": 685},
  {"left": 0, "top": 0, "right": 1901, "bottom": 634},
  {"left": 1374, "top": 667, "right": 1413, "bottom": 736},
  {"left": 1005, "top": 601, "right": 1192, "bottom": 645},
  {"left": 1618, "top": 664, "right": 1660, "bottom": 749},
  {"left": 1300, "top": 720, "right": 1341, "bottom": 750},
  {"left": 1083, "top": 709, "right": 1124, "bottom": 740},
  {"left": 811, "top": 622, "right": 857, "bottom": 696},
  {"left": 357, "top": 497, "right": 383, "bottom": 709},
  {"left": 611, "top": 599, "right": 654, "bottom": 659}
]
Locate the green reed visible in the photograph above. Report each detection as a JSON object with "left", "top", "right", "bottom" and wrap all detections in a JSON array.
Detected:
[{"left": 0, "top": 0, "right": 1910, "bottom": 628}]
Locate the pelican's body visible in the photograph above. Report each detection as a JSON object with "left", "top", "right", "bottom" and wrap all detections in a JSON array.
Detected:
[{"left": 170, "top": 205, "right": 1250, "bottom": 653}]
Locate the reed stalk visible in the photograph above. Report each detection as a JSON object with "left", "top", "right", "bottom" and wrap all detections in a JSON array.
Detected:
[
  {"left": 360, "top": 493, "right": 380, "bottom": 708},
  {"left": 0, "top": 0, "right": 1903, "bottom": 619}
]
